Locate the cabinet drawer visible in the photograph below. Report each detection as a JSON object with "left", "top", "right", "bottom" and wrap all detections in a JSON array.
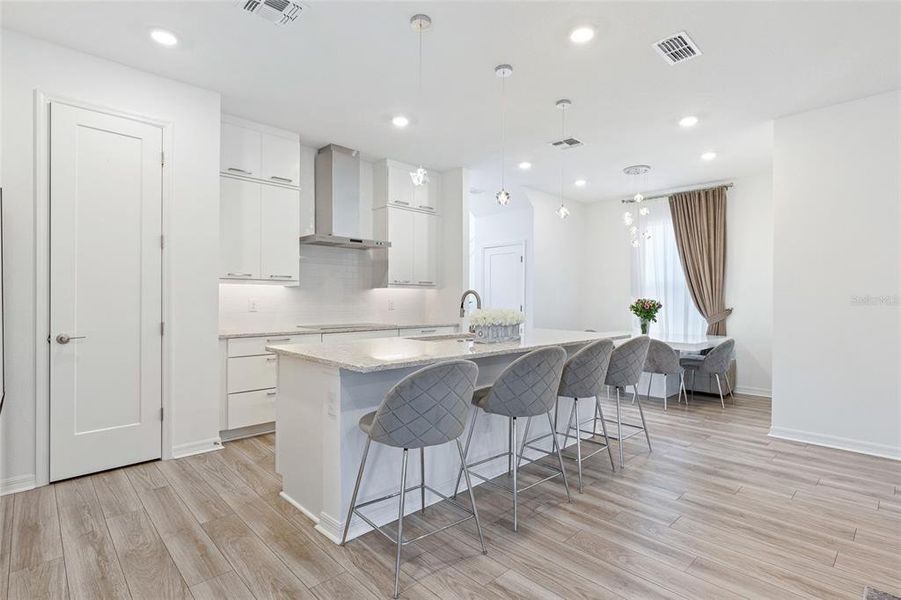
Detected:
[
  {"left": 398, "top": 326, "right": 457, "bottom": 337},
  {"left": 228, "top": 389, "right": 276, "bottom": 429},
  {"left": 227, "top": 355, "right": 277, "bottom": 393},
  {"left": 228, "top": 334, "right": 320, "bottom": 357},
  {"left": 321, "top": 329, "right": 398, "bottom": 343}
]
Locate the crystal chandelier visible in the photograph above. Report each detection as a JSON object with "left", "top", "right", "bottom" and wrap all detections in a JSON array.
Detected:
[
  {"left": 409, "top": 14, "right": 431, "bottom": 187},
  {"left": 622, "top": 164, "right": 652, "bottom": 246}
]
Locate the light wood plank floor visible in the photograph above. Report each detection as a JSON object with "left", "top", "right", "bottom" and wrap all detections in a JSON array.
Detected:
[{"left": 3, "top": 394, "right": 900, "bottom": 599}]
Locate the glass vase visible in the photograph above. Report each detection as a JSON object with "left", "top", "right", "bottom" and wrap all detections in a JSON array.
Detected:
[{"left": 640, "top": 319, "right": 650, "bottom": 335}]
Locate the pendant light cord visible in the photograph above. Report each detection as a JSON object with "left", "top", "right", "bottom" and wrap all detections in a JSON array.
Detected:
[
  {"left": 559, "top": 104, "right": 566, "bottom": 203},
  {"left": 500, "top": 75, "right": 506, "bottom": 190}
]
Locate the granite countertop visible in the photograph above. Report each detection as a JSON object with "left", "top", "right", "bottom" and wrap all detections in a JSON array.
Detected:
[
  {"left": 218, "top": 321, "right": 461, "bottom": 340},
  {"left": 266, "top": 328, "right": 632, "bottom": 373}
]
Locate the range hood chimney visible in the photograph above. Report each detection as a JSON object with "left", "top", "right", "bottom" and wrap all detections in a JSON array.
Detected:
[{"left": 299, "top": 144, "right": 391, "bottom": 249}]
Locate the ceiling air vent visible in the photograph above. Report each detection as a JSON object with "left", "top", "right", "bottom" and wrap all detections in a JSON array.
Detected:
[
  {"left": 239, "top": 0, "right": 303, "bottom": 25},
  {"left": 551, "top": 137, "right": 583, "bottom": 150},
  {"left": 653, "top": 31, "right": 702, "bottom": 65}
]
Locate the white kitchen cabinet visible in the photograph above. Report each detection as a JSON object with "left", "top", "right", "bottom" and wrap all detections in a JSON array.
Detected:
[
  {"left": 221, "top": 122, "right": 261, "bottom": 178},
  {"left": 261, "top": 133, "right": 301, "bottom": 186},
  {"left": 228, "top": 389, "right": 277, "bottom": 430},
  {"left": 227, "top": 354, "right": 278, "bottom": 393},
  {"left": 374, "top": 160, "right": 440, "bottom": 213},
  {"left": 299, "top": 145, "right": 316, "bottom": 236},
  {"left": 321, "top": 329, "right": 399, "bottom": 342},
  {"left": 385, "top": 206, "right": 415, "bottom": 285},
  {"left": 220, "top": 177, "right": 261, "bottom": 280},
  {"left": 412, "top": 210, "right": 438, "bottom": 285},
  {"left": 261, "top": 185, "right": 300, "bottom": 282}
]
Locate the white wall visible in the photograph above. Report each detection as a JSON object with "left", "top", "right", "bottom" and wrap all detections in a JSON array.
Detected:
[
  {"left": 582, "top": 200, "right": 633, "bottom": 333},
  {"left": 469, "top": 206, "right": 534, "bottom": 324},
  {"left": 726, "top": 172, "right": 774, "bottom": 396},
  {"left": 1, "top": 30, "right": 222, "bottom": 491},
  {"left": 771, "top": 90, "right": 900, "bottom": 459}
]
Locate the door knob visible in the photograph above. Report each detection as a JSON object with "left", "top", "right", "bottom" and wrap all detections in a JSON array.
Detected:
[{"left": 56, "top": 334, "right": 86, "bottom": 344}]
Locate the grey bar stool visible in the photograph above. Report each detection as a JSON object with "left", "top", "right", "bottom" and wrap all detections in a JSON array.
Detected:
[
  {"left": 453, "top": 346, "right": 571, "bottom": 531},
  {"left": 603, "top": 336, "right": 652, "bottom": 468},
  {"left": 554, "top": 338, "right": 616, "bottom": 492},
  {"left": 643, "top": 339, "right": 689, "bottom": 411},
  {"left": 340, "top": 359, "right": 487, "bottom": 599},
  {"left": 681, "top": 339, "right": 736, "bottom": 408}
]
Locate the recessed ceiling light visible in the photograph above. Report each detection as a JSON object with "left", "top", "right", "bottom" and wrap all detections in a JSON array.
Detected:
[
  {"left": 701, "top": 151, "right": 717, "bottom": 161},
  {"left": 569, "top": 26, "right": 595, "bottom": 45},
  {"left": 150, "top": 29, "right": 179, "bottom": 47},
  {"left": 679, "top": 115, "right": 699, "bottom": 128},
  {"left": 518, "top": 161, "right": 532, "bottom": 171},
  {"left": 574, "top": 179, "right": 587, "bottom": 187},
  {"left": 391, "top": 115, "right": 409, "bottom": 128}
]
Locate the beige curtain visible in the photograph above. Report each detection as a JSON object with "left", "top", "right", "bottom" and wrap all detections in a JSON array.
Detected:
[{"left": 668, "top": 186, "right": 732, "bottom": 335}]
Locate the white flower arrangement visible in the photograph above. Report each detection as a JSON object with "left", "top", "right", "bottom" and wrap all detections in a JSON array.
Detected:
[{"left": 469, "top": 308, "right": 525, "bottom": 327}]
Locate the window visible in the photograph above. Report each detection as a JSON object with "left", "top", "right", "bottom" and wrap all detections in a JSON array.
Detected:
[{"left": 630, "top": 201, "right": 707, "bottom": 338}]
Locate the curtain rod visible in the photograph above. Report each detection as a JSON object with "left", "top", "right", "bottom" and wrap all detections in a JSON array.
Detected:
[{"left": 621, "top": 182, "right": 733, "bottom": 204}]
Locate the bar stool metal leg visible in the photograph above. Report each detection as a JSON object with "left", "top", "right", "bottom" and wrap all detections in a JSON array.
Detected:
[
  {"left": 453, "top": 409, "right": 479, "bottom": 499},
  {"left": 570, "top": 399, "right": 583, "bottom": 492},
  {"left": 455, "top": 439, "right": 487, "bottom": 554},
  {"left": 724, "top": 372, "right": 736, "bottom": 403},
  {"left": 615, "top": 387, "right": 624, "bottom": 468},
  {"left": 594, "top": 396, "right": 616, "bottom": 471},
  {"left": 393, "top": 449, "right": 409, "bottom": 599},
  {"left": 341, "top": 437, "right": 372, "bottom": 545},
  {"left": 507, "top": 418, "right": 513, "bottom": 475},
  {"left": 420, "top": 447, "right": 426, "bottom": 515},
  {"left": 715, "top": 374, "right": 726, "bottom": 408},
  {"left": 511, "top": 417, "right": 519, "bottom": 531},
  {"left": 546, "top": 412, "right": 572, "bottom": 503},
  {"left": 634, "top": 385, "right": 652, "bottom": 451}
]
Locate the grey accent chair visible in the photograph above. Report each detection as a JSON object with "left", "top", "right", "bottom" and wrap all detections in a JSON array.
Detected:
[
  {"left": 603, "top": 336, "right": 652, "bottom": 468},
  {"left": 680, "top": 339, "right": 736, "bottom": 408},
  {"left": 555, "top": 338, "right": 616, "bottom": 492},
  {"left": 341, "top": 359, "right": 487, "bottom": 599},
  {"left": 453, "top": 346, "right": 571, "bottom": 531},
  {"left": 643, "top": 339, "right": 688, "bottom": 411}
]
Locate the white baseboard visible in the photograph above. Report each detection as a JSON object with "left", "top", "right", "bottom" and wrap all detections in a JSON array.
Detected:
[
  {"left": 220, "top": 422, "right": 275, "bottom": 442},
  {"left": 172, "top": 437, "right": 223, "bottom": 459},
  {"left": 1, "top": 474, "right": 37, "bottom": 496},
  {"left": 769, "top": 427, "right": 900, "bottom": 461},
  {"left": 735, "top": 386, "right": 772, "bottom": 398}
]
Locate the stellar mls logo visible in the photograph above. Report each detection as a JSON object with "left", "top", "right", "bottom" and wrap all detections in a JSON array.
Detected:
[{"left": 850, "top": 294, "right": 899, "bottom": 307}]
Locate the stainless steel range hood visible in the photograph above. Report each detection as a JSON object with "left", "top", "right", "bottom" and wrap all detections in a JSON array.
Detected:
[{"left": 299, "top": 144, "right": 390, "bottom": 250}]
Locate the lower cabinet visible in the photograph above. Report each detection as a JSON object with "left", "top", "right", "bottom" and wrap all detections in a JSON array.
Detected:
[{"left": 228, "top": 389, "right": 278, "bottom": 430}]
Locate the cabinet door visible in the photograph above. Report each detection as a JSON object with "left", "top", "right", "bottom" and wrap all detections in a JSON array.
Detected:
[
  {"left": 299, "top": 146, "right": 316, "bottom": 236},
  {"left": 412, "top": 211, "right": 437, "bottom": 286},
  {"left": 221, "top": 122, "right": 261, "bottom": 178},
  {"left": 387, "top": 164, "right": 415, "bottom": 208},
  {"left": 261, "top": 133, "right": 300, "bottom": 187},
  {"left": 387, "top": 207, "right": 414, "bottom": 285},
  {"left": 220, "top": 177, "right": 261, "bottom": 279},
  {"left": 413, "top": 171, "right": 440, "bottom": 212},
  {"left": 260, "top": 185, "right": 300, "bottom": 283}
]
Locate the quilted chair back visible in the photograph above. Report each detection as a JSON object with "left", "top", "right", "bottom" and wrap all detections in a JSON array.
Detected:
[
  {"left": 368, "top": 360, "right": 479, "bottom": 449},
  {"left": 700, "top": 339, "right": 735, "bottom": 375},
  {"left": 558, "top": 338, "right": 615, "bottom": 399},
  {"left": 644, "top": 339, "right": 683, "bottom": 375},
  {"left": 482, "top": 346, "right": 567, "bottom": 418},
  {"left": 604, "top": 336, "right": 651, "bottom": 388}
]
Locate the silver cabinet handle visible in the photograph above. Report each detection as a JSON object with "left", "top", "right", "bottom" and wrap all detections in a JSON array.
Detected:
[
  {"left": 420, "top": 329, "right": 437, "bottom": 334},
  {"left": 266, "top": 337, "right": 291, "bottom": 343},
  {"left": 417, "top": 205, "right": 434, "bottom": 211},
  {"left": 266, "top": 391, "right": 277, "bottom": 396},
  {"left": 226, "top": 272, "right": 253, "bottom": 278},
  {"left": 227, "top": 167, "right": 253, "bottom": 175},
  {"left": 270, "top": 176, "right": 293, "bottom": 183},
  {"left": 393, "top": 200, "right": 410, "bottom": 206},
  {"left": 268, "top": 274, "right": 294, "bottom": 279},
  {"left": 418, "top": 281, "right": 434, "bottom": 285},
  {"left": 266, "top": 357, "right": 277, "bottom": 362},
  {"left": 56, "top": 334, "right": 86, "bottom": 344}
]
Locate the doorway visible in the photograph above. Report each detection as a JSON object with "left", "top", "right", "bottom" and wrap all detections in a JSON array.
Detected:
[
  {"left": 48, "top": 101, "right": 164, "bottom": 481},
  {"left": 481, "top": 241, "right": 526, "bottom": 313}
]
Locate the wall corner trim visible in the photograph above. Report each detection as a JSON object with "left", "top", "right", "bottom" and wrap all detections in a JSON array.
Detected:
[{"left": 768, "top": 427, "right": 900, "bottom": 461}]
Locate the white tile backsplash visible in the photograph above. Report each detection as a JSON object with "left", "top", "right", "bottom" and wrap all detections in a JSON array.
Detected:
[{"left": 219, "top": 244, "right": 435, "bottom": 330}]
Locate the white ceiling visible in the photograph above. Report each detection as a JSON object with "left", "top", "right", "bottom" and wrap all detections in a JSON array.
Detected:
[{"left": 3, "top": 1, "right": 898, "bottom": 204}]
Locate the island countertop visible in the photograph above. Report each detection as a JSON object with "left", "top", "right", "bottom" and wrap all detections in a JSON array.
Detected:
[{"left": 266, "top": 328, "right": 631, "bottom": 373}]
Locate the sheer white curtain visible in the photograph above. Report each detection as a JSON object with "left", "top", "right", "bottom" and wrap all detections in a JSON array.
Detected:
[{"left": 630, "top": 199, "right": 707, "bottom": 338}]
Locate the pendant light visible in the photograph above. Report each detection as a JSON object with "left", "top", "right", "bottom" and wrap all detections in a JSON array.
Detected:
[
  {"left": 555, "top": 99, "right": 571, "bottom": 219},
  {"left": 622, "top": 164, "right": 652, "bottom": 247},
  {"left": 495, "top": 64, "right": 513, "bottom": 206},
  {"left": 409, "top": 14, "right": 431, "bottom": 187}
]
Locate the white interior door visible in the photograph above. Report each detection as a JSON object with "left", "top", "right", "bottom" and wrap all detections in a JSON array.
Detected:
[
  {"left": 49, "top": 102, "right": 163, "bottom": 481},
  {"left": 482, "top": 242, "right": 525, "bottom": 312}
]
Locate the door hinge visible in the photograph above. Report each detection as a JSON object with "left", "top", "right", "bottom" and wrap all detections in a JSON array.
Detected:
[
  {"left": 161, "top": 151, "right": 165, "bottom": 167},
  {"left": 160, "top": 322, "right": 165, "bottom": 335},
  {"left": 520, "top": 255, "right": 523, "bottom": 262},
  {"left": 160, "top": 407, "right": 164, "bottom": 421},
  {"left": 160, "top": 234, "right": 165, "bottom": 249}
]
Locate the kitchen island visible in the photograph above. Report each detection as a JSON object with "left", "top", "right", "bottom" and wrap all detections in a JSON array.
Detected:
[{"left": 267, "top": 328, "right": 630, "bottom": 543}]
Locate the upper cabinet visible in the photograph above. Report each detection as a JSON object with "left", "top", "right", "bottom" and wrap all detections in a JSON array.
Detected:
[
  {"left": 220, "top": 117, "right": 301, "bottom": 285},
  {"left": 220, "top": 118, "right": 300, "bottom": 188},
  {"left": 374, "top": 159, "right": 441, "bottom": 213}
]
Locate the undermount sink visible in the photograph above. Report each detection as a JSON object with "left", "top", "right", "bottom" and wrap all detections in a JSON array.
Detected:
[{"left": 412, "top": 333, "right": 475, "bottom": 342}]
